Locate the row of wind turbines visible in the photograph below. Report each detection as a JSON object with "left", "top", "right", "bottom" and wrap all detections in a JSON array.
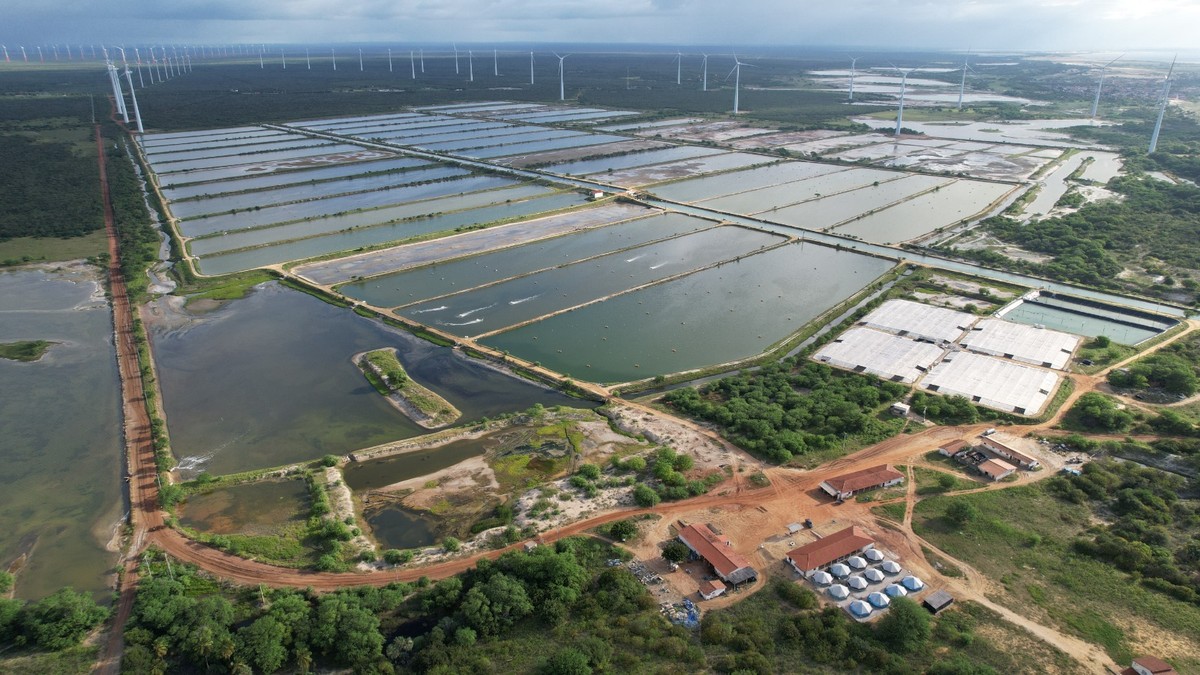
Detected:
[{"left": 848, "top": 52, "right": 1179, "bottom": 151}]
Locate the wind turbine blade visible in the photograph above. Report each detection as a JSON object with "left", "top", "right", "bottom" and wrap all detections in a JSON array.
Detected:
[{"left": 724, "top": 64, "right": 739, "bottom": 81}]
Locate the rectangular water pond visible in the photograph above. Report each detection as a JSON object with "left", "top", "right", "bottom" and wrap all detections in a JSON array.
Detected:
[
  {"left": 401, "top": 226, "right": 785, "bottom": 338},
  {"left": 338, "top": 212, "right": 714, "bottom": 309},
  {"left": 466, "top": 134, "right": 628, "bottom": 160},
  {"left": 141, "top": 131, "right": 294, "bottom": 155},
  {"left": 193, "top": 191, "right": 581, "bottom": 275},
  {"left": 484, "top": 242, "right": 895, "bottom": 383},
  {"left": 153, "top": 144, "right": 361, "bottom": 174},
  {"left": 696, "top": 168, "right": 904, "bottom": 215},
  {"left": 162, "top": 157, "right": 430, "bottom": 201},
  {"left": 1001, "top": 294, "right": 1173, "bottom": 346},
  {"left": 599, "top": 153, "right": 773, "bottom": 188},
  {"left": 832, "top": 180, "right": 1013, "bottom": 243},
  {"left": 652, "top": 161, "right": 857, "bottom": 204},
  {"left": 171, "top": 166, "right": 470, "bottom": 220},
  {"left": 547, "top": 146, "right": 724, "bottom": 176},
  {"left": 754, "top": 175, "right": 954, "bottom": 229},
  {"left": 180, "top": 174, "right": 515, "bottom": 238},
  {"left": 416, "top": 128, "right": 578, "bottom": 152},
  {"left": 156, "top": 149, "right": 396, "bottom": 187},
  {"left": 145, "top": 138, "right": 330, "bottom": 165}
]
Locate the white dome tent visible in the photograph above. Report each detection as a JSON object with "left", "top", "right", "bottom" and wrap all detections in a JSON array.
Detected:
[
  {"left": 811, "top": 571, "right": 833, "bottom": 586},
  {"left": 830, "top": 563, "right": 851, "bottom": 578},
  {"left": 880, "top": 560, "right": 902, "bottom": 574},
  {"left": 847, "top": 575, "right": 868, "bottom": 590},
  {"left": 867, "top": 591, "right": 891, "bottom": 608},
  {"left": 885, "top": 583, "right": 908, "bottom": 598},
  {"left": 864, "top": 548, "right": 885, "bottom": 562},
  {"left": 848, "top": 600, "right": 873, "bottom": 618},
  {"left": 828, "top": 584, "right": 850, "bottom": 600},
  {"left": 902, "top": 575, "right": 925, "bottom": 591},
  {"left": 863, "top": 568, "right": 885, "bottom": 583},
  {"left": 847, "top": 556, "right": 867, "bottom": 569}
]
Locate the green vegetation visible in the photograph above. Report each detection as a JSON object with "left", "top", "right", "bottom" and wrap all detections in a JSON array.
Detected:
[
  {"left": 1109, "top": 333, "right": 1200, "bottom": 398},
  {"left": 608, "top": 446, "right": 722, "bottom": 504},
  {"left": 0, "top": 130, "right": 101, "bottom": 242},
  {"left": 0, "top": 231, "right": 108, "bottom": 267},
  {"left": 664, "top": 359, "right": 908, "bottom": 464},
  {"left": 104, "top": 133, "right": 160, "bottom": 301},
  {"left": 0, "top": 340, "right": 53, "bottom": 362},
  {"left": 359, "top": 348, "right": 461, "bottom": 427},
  {"left": 0, "top": 588, "right": 109, "bottom": 654},
  {"left": 913, "top": 479, "right": 1200, "bottom": 666},
  {"left": 181, "top": 269, "right": 275, "bottom": 304},
  {"left": 908, "top": 391, "right": 981, "bottom": 425},
  {"left": 1073, "top": 335, "right": 1136, "bottom": 373},
  {"left": 872, "top": 502, "right": 907, "bottom": 522},
  {"left": 947, "top": 175, "right": 1200, "bottom": 303},
  {"left": 1064, "top": 392, "right": 1135, "bottom": 432},
  {"left": 913, "top": 466, "right": 974, "bottom": 495}
]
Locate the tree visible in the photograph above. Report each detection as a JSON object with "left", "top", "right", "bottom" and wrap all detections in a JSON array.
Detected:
[
  {"left": 460, "top": 573, "right": 533, "bottom": 636},
  {"left": 1067, "top": 393, "right": 1134, "bottom": 432},
  {"left": 662, "top": 541, "right": 691, "bottom": 564},
  {"left": 543, "top": 648, "right": 592, "bottom": 675},
  {"left": 946, "top": 501, "right": 980, "bottom": 526},
  {"left": 632, "top": 483, "right": 660, "bottom": 507},
  {"left": 443, "top": 537, "right": 461, "bottom": 553},
  {"left": 875, "top": 597, "right": 931, "bottom": 654},
  {"left": 18, "top": 588, "right": 110, "bottom": 651},
  {"left": 236, "top": 615, "right": 289, "bottom": 674},
  {"left": 937, "top": 473, "right": 957, "bottom": 490},
  {"left": 577, "top": 463, "right": 601, "bottom": 480},
  {"left": 609, "top": 520, "right": 638, "bottom": 542}
]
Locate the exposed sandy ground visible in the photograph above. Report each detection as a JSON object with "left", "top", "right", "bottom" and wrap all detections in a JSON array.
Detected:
[
  {"left": 727, "top": 129, "right": 849, "bottom": 150},
  {"left": 321, "top": 467, "right": 375, "bottom": 555},
  {"left": 911, "top": 290, "right": 996, "bottom": 312}
]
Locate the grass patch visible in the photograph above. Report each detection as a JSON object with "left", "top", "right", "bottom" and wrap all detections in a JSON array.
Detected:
[
  {"left": 0, "top": 340, "right": 54, "bottom": 362},
  {"left": 855, "top": 486, "right": 906, "bottom": 502},
  {"left": 358, "top": 348, "right": 461, "bottom": 426},
  {"left": 0, "top": 231, "right": 107, "bottom": 266},
  {"left": 919, "top": 545, "right": 964, "bottom": 578},
  {"left": 181, "top": 269, "right": 274, "bottom": 304},
  {"left": 871, "top": 502, "right": 906, "bottom": 522},
  {"left": 0, "top": 645, "right": 99, "bottom": 675},
  {"left": 913, "top": 466, "right": 974, "bottom": 495},
  {"left": 912, "top": 485, "right": 1200, "bottom": 664}
]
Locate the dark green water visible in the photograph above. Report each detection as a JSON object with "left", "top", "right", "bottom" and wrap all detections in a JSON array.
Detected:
[
  {"left": 344, "top": 435, "right": 497, "bottom": 492},
  {"left": 152, "top": 282, "right": 584, "bottom": 476},
  {"left": 178, "top": 479, "right": 309, "bottom": 535},
  {"left": 0, "top": 267, "right": 123, "bottom": 599}
]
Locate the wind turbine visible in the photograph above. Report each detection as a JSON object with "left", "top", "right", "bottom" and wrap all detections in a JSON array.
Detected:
[
  {"left": 37, "top": 45, "right": 43, "bottom": 62},
  {"left": 956, "top": 51, "right": 975, "bottom": 111},
  {"left": 134, "top": 48, "right": 145, "bottom": 87},
  {"left": 259, "top": 49, "right": 264, "bottom": 69},
  {"left": 52, "top": 44, "right": 59, "bottom": 61},
  {"left": 726, "top": 54, "right": 753, "bottom": 114},
  {"left": 453, "top": 44, "right": 459, "bottom": 75},
  {"left": 494, "top": 49, "right": 498, "bottom": 76},
  {"left": 21, "top": 46, "right": 28, "bottom": 62},
  {"left": 468, "top": 50, "right": 474, "bottom": 82},
  {"left": 124, "top": 64, "right": 144, "bottom": 132},
  {"left": 306, "top": 47, "right": 311, "bottom": 69},
  {"left": 1089, "top": 54, "right": 1124, "bottom": 119},
  {"left": 410, "top": 50, "right": 416, "bottom": 78},
  {"left": 554, "top": 52, "right": 569, "bottom": 101},
  {"left": 388, "top": 48, "right": 392, "bottom": 72},
  {"left": 358, "top": 49, "right": 363, "bottom": 71},
  {"left": 674, "top": 50, "right": 682, "bottom": 85},
  {"left": 848, "top": 57, "right": 858, "bottom": 101},
  {"left": 1, "top": 45, "right": 8, "bottom": 63},
  {"left": 701, "top": 53, "right": 709, "bottom": 91},
  {"left": 1148, "top": 55, "right": 1177, "bottom": 153},
  {"left": 420, "top": 49, "right": 424, "bottom": 72},
  {"left": 331, "top": 47, "right": 337, "bottom": 70},
  {"left": 891, "top": 65, "right": 915, "bottom": 136},
  {"left": 281, "top": 48, "right": 286, "bottom": 69},
  {"left": 529, "top": 51, "right": 534, "bottom": 84}
]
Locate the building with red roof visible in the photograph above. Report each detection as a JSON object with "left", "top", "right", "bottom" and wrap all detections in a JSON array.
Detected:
[
  {"left": 819, "top": 464, "right": 905, "bottom": 500},
  {"left": 785, "top": 526, "right": 875, "bottom": 577},
  {"left": 677, "top": 523, "right": 758, "bottom": 586}
]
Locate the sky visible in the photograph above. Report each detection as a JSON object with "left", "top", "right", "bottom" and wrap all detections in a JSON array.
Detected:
[{"left": 3, "top": 0, "right": 1198, "bottom": 53}]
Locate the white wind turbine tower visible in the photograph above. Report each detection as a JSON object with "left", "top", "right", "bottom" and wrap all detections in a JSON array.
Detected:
[
  {"left": 37, "top": 46, "right": 43, "bottom": 62},
  {"left": 134, "top": 48, "right": 145, "bottom": 87},
  {"left": 107, "top": 58, "right": 129, "bottom": 124},
  {"left": 410, "top": 50, "right": 416, "bottom": 79},
  {"left": 359, "top": 49, "right": 363, "bottom": 71},
  {"left": 21, "top": 46, "right": 28, "bottom": 62},
  {"left": 529, "top": 51, "right": 534, "bottom": 84},
  {"left": 469, "top": 50, "right": 474, "bottom": 81},
  {"left": 1, "top": 45, "right": 8, "bottom": 62},
  {"left": 453, "top": 44, "right": 460, "bottom": 74},
  {"left": 388, "top": 48, "right": 392, "bottom": 72},
  {"left": 701, "top": 53, "right": 708, "bottom": 91},
  {"left": 52, "top": 44, "right": 59, "bottom": 60},
  {"left": 494, "top": 49, "right": 498, "bottom": 76},
  {"left": 956, "top": 52, "right": 975, "bottom": 111},
  {"left": 726, "top": 53, "right": 753, "bottom": 114},
  {"left": 674, "top": 50, "right": 682, "bottom": 85},
  {"left": 331, "top": 48, "right": 337, "bottom": 70},
  {"left": 1149, "top": 55, "right": 1177, "bottom": 153},
  {"left": 65, "top": 44, "right": 72, "bottom": 60},
  {"left": 259, "top": 49, "right": 264, "bottom": 69},
  {"left": 891, "top": 66, "right": 915, "bottom": 136},
  {"left": 306, "top": 47, "right": 311, "bottom": 69},
  {"left": 1089, "top": 54, "right": 1123, "bottom": 119},
  {"left": 848, "top": 57, "right": 858, "bottom": 101},
  {"left": 123, "top": 62, "right": 144, "bottom": 133},
  {"left": 281, "top": 49, "right": 286, "bottom": 69},
  {"left": 420, "top": 49, "right": 425, "bottom": 72},
  {"left": 554, "top": 53, "right": 569, "bottom": 101}
]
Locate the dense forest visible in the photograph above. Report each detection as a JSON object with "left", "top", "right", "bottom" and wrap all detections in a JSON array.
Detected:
[
  {"left": 0, "top": 133, "right": 102, "bottom": 240},
  {"left": 663, "top": 360, "right": 907, "bottom": 464},
  {"left": 114, "top": 537, "right": 1047, "bottom": 674}
]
